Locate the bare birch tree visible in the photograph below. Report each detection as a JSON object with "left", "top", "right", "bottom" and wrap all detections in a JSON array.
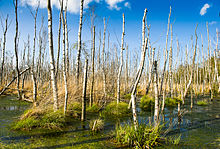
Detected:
[
  {"left": 116, "top": 13, "right": 125, "bottom": 104},
  {"left": 13, "top": 0, "right": 21, "bottom": 100},
  {"left": 47, "top": 0, "right": 59, "bottom": 111},
  {"left": 76, "top": 0, "right": 84, "bottom": 84}
]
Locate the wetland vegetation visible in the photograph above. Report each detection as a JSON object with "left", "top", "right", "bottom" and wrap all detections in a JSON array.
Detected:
[{"left": 0, "top": 0, "right": 219, "bottom": 148}]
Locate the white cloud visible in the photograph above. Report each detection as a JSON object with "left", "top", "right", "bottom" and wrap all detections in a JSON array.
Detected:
[
  {"left": 105, "top": 0, "right": 124, "bottom": 10},
  {"left": 20, "top": 0, "right": 128, "bottom": 13},
  {"left": 124, "top": 2, "right": 130, "bottom": 9},
  {"left": 209, "top": 21, "right": 217, "bottom": 25},
  {"left": 200, "top": 3, "right": 210, "bottom": 16},
  {"left": 20, "top": 0, "right": 99, "bottom": 13}
]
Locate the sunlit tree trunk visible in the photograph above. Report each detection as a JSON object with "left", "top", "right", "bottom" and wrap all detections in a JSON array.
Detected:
[
  {"left": 168, "top": 24, "right": 173, "bottom": 98},
  {"left": 14, "top": 0, "right": 21, "bottom": 100},
  {"left": 102, "top": 18, "right": 107, "bottom": 97},
  {"left": 60, "top": 0, "right": 68, "bottom": 115},
  {"left": 183, "top": 25, "right": 198, "bottom": 100},
  {"left": 153, "top": 61, "right": 159, "bottom": 126},
  {"left": 47, "top": 0, "right": 59, "bottom": 111},
  {"left": 56, "top": 4, "right": 62, "bottom": 78},
  {"left": 29, "top": 4, "right": 39, "bottom": 106},
  {"left": 159, "top": 6, "right": 171, "bottom": 95},
  {"left": 90, "top": 26, "right": 95, "bottom": 107},
  {"left": 117, "top": 14, "right": 125, "bottom": 104},
  {"left": 81, "top": 59, "right": 88, "bottom": 121},
  {"left": 130, "top": 9, "right": 148, "bottom": 129},
  {"left": 76, "top": 0, "right": 84, "bottom": 84},
  {"left": 0, "top": 15, "right": 9, "bottom": 84}
]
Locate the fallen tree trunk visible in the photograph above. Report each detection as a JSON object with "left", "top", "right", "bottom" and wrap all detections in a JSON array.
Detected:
[{"left": 0, "top": 67, "right": 30, "bottom": 96}]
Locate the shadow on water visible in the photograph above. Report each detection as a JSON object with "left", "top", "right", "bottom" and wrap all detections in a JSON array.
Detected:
[{"left": 0, "top": 95, "right": 220, "bottom": 148}]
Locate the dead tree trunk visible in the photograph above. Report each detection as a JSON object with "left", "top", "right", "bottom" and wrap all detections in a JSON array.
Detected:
[
  {"left": 81, "top": 59, "right": 88, "bottom": 121},
  {"left": 0, "top": 15, "right": 9, "bottom": 84},
  {"left": 47, "top": 0, "right": 59, "bottom": 111},
  {"left": 159, "top": 6, "right": 171, "bottom": 95},
  {"left": 153, "top": 61, "right": 159, "bottom": 126},
  {"left": 56, "top": 3, "right": 62, "bottom": 78},
  {"left": 90, "top": 26, "right": 95, "bottom": 107},
  {"left": 168, "top": 24, "right": 173, "bottom": 98},
  {"left": 60, "top": 0, "right": 68, "bottom": 115},
  {"left": 0, "top": 67, "right": 30, "bottom": 95},
  {"left": 76, "top": 0, "right": 84, "bottom": 84},
  {"left": 130, "top": 9, "right": 148, "bottom": 129},
  {"left": 102, "top": 18, "right": 107, "bottom": 97},
  {"left": 14, "top": 0, "right": 21, "bottom": 100},
  {"left": 183, "top": 25, "right": 198, "bottom": 100},
  {"left": 116, "top": 14, "right": 125, "bottom": 104},
  {"left": 29, "top": 3, "right": 39, "bottom": 106}
]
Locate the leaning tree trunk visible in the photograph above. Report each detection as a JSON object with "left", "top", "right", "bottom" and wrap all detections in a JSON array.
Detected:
[
  {"left": 130, "top": 9, "right": 148, "bottom": 129},
  {"left": 47, "top": 0, "right": 59, "bottom": 111},
  {"left": 116, "top": 14, "right": 125, "bottom": 104},
  {"left": 159, "top": 6, "right": 171, "bottom": 95},
  {"left": 183, "top": 25, "right": 198, "bottom": 100},
  {"left": 76, "top": 0, "right": 84, "bottom": 84},
  {"left": 14, "top": 0, "right": 21, "bottom": 100},
  {"left": 81, "top": 59, "right": 88, "bottom": 121}
]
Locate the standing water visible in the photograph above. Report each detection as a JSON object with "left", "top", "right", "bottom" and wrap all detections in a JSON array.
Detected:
[{"left": 0, "top": 95, "right": 220, "bottom": 148}]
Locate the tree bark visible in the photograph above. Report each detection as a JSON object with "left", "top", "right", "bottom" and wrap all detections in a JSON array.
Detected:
[
  {"left": 0, "top": 15, "right": 9, "bottom": 84},
  {"left": 90, "top": 26, "right": 95, "bottom": 107},
  {"left": 117, "top": 14, "right": 125, "bottom": 104},
  {"left": 81, "top": 59, "right": 88, "bottom": 121},
  {"left": 130, "top": 9, "right": 148, "bottom": 129},
  {"left": 14, "top": 0, "right": 21, "bottom": 100},
  {"left": 47, "top": 0, "right": 59, "bottom": 111},
  {"left": 76, "top": 0, "right": 84, "bottom": 84}
]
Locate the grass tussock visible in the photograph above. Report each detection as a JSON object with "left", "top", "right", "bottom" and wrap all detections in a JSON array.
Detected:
[
  {"left": 165, "top": 97, "right": 182, "bottom": 107},
  {"left": 11, "top": 108, "right": 67, "bottom": 130},
  {"left": 89, "top": 119, "right": 104, "bottom": 132},
  {"left": 115, "top": 123, "right": 164, "bottom": 148},
  {"left": 140, "top": 95, "right": 155, "bottom": 111},
  {"left": 87, "top": 104, "right": 101, "bottom": 113},
  {"left": 101, "top": 101, "right": 130, "bottom": 117},
  {"left": 197, "top": 100, "right": 208, "bottom": 106}
]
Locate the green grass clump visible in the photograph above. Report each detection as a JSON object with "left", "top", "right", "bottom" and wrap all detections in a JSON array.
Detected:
[
  {"left": 140, "top": 95, "right": 155, "bottom": 111},
  {"left": 115, "top": 123, "right": 163, "bottom": 148},
  {"left": 68, "top": 102, "right": 82, "bottom": 111},
  {"left": 11, "top": 109, "right": 66, "bottom": 130},
  {"left": 123, "top": 94, "right": 131, "bottom": 100},
  {"left": 102, "top": 102, "right": 130, "bottom": 117},
  {"left": 87, "top": 104, "right": 100, "bottom": 113},
  {"left": 197, "top": 100, "right": 208, "bottom": 106},
  {"left": 165, "top": 97, "right": 182, "bottom": 107},
  {"left": 89, "top": 119, "right": 104, "bottom": 132}
]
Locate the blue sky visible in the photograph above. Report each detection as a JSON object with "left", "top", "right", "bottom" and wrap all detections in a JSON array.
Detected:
[{"left": 0, "top": 0, "right": 219, "bottom": 66}]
